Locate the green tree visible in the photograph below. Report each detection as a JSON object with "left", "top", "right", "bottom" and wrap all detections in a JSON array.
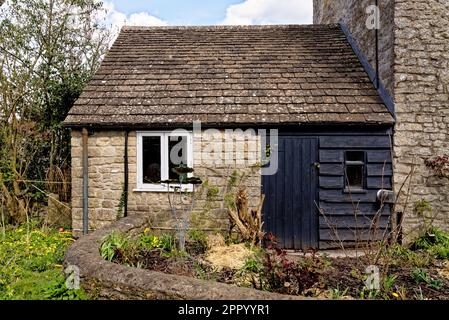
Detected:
[{"left": 0, "top": 0, "right": 110, "bottom": 223}]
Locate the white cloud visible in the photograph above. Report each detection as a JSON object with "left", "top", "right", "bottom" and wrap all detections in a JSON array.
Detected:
[
  {"left": 223, "top": 0, "right": 313, "bottom": 25},
  {"left": 100, "top": 1, "right": 168, "bottom": 39}
]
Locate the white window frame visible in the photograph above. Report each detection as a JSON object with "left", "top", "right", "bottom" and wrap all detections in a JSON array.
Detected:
[{"left": 135, "top": 131, "right": 193, "bottom": 192}]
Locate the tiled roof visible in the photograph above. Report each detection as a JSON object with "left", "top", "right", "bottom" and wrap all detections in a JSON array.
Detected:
[{"left": 64, "top": 24, "right": 394, "bottom": 127}]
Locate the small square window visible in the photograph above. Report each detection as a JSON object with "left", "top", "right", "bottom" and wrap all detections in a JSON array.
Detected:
[{"left": 345, "top": 151, "right": 365, "bottom": 190}]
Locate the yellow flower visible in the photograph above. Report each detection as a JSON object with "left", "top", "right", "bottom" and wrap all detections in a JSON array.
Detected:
[
  {"left": 144, "top": 228, "right": 150, "bottom": 234},
  {"left": 392, "top": 292, "right": 399, "bottom": 298}
]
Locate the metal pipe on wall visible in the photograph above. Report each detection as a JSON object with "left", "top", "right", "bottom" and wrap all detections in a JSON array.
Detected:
[
  {"left": 82, "top": 128, "right": 89, "bottom": 234},
  {"left": 375, "top": 0, "right": 380, "bottom": 89},
  {"left": 124, "top": 130, "right": 129, "bottom": 217}
]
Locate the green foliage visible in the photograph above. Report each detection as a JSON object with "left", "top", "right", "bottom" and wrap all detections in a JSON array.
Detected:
[
  {"left": 382, "top": 274, "right": 397, "bottom": 292},
  {"left": 138, "top": 231, "right": 176, "bottom": 252},
  {"left": 100, "top": 232, "right": 130, "bottom": 262},
  {"left": 159, "top": 234, "right": 176, "bottom": 251},
  {"left": 411, "top": 268, "right": 442, "bottom": 290},
  {"left": 236, "top": 253, "right": 267, "bottom": 290},
  {"left": 388, "top": 243, "right": 433, "bottom": 268},
  {"left": 116, "top": 185, "right": 127, "bottom": 219},
  {"left": 194, "top": 261, "right": 213, "bottom": 281},
  {"left": 206, "top": 186, "right": 220, "bottom": 199},
  {"left": 414, "top": 199, "right": 432, "bottom": 216},
  {"left": 139, "top": 234, "right": 162, "bottom": 251},
  {"left": 412, "top": 227, "right": 449, "bottom": 259},
  {"left": 187, "top": 229, "right": 208, "bottom": 253},
  {"left": 240, "top": 256, "right": 265, "bottom": 275},
  {"left": 358, "top": 288, "right": 380, "bottom": 300},
  {"left": 329, "top": 287, "right": 349, "bottom": 300},
  {"left": 0, "top": 0, "right": 110, "bottom": 223},
  {"left": 0, "top": 225, "right": 88, "bottom": 300}
]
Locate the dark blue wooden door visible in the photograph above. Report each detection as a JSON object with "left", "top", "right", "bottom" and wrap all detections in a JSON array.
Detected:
[{"left": 262, "top": 137, "right": 319, "bottom": 250}]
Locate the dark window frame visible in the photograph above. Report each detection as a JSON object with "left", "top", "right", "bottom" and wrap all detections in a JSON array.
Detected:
[{"left": 344, "top": 150, "right": 366, "bottom": 192}]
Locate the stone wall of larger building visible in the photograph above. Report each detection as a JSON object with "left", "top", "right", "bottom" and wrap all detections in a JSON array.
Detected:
[
  {"left": 70, "top": 129, "right": 262, "bottom": 236},
  {"left": 393, "top": 0, "right": 449, "bottom": 238},
  {"left": 314, "top": 0, "right": 449, "bottom": 239}
]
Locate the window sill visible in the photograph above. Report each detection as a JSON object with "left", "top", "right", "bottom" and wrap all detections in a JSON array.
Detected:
[
  {"left": 133, "top": 184, "right": 193, "bottom": 193},
  {"left": 343, "top": 188, "right": 367, "bottom": 194}
]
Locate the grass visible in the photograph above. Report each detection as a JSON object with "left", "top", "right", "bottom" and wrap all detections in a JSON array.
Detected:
[{"left": 0, "top": 223, "right": 89, "bottom": 300}]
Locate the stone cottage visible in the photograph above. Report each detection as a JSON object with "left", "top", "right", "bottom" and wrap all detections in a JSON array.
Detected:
[
  {"left": 314, "top": 0, "right": 449, "bottom": 241},
  {"left": 64, "top": 24, "right": 397, "bottom": 249}
]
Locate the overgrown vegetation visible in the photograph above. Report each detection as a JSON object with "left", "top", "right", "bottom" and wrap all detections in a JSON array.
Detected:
[
  {"left": 0, "top": 0, "right": 110, "bottom": 224},
  {"left": 0, "top": 0, "right": 111, "bottom": 300},
  {"left": 0, "top": 224, "right": 88, "bottom": 299},
  {"left": 412, "top": 227, "right": 449, "bottom": 259},
  {"left": 105, "top": 226, "right": 449, "bottom": 300}
]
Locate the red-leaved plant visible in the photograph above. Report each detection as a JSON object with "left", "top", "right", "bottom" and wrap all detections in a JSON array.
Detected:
[{"left": 424, "top": 155, "right": 449, "bottom": 178}]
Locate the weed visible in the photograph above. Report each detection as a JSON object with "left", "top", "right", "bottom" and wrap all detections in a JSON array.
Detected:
[
  {"left": 382, "top": 274, "right": 397, "bottom": 291},
  {"left": 358, "top": 287, "right": 380, "bottom": 300},
  {"left": 159, "top": 234, "right": 176, "bottom": 251},
  {"left": 100, "top": 232, "right": 131, "bottom": 262},
  {"left": 394, "top": 285, "right": 407, "bottom": 300},
  {"left": 329, "top": 287, "right": 349, "bottom": 300},
  {"left": 411, "top": 268, "right": 442, "bottom": 289},
  {"left": 187, "top": 229, "right": 208, "bottom": 254},
  {"left": 350, "top": 268, "right": 364, "bottom": 280}
]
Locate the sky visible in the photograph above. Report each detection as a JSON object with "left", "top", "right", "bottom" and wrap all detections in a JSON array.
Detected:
[{"left": 102, "top": 0, "right": 314, "bottom": 31}]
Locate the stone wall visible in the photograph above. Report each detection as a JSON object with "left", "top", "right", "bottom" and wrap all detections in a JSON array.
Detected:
[
  {"left": 314, "top": 0, "right": 449, "bottom": 239},
  {"left": 393, "top": 0, "right": 449, "bottom": 238},
  {"left": 313, "top": 0, "right": 395, "bottom": 97},
  {"left": 71, "top": 129, "right": 261, "bottom": 235}
]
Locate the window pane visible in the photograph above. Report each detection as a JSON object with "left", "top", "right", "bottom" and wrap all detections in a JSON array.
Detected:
[
  {"left": 142, "top": 136, "right": 161, "bottom": 184},
  {"left": 346, "top": 151, "right": 365, "bottom": 162},
  {"left": 168, "top": 136, "right": 188, "bottom": 180},
  {"left": 346, "top": 165, "right": 364, "bottom": 189}
]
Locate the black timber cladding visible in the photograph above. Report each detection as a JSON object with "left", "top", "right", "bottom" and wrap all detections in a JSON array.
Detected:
[
  {"left": 318, "top": 133, "right": 393, "bottom": 249},
  {"left": 261, "top": 128, "right": 393, "bottom": 250}
]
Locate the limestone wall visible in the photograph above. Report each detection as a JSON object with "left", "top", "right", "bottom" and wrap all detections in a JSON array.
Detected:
[
  {"left": 313, "top": 0, "right": 395, "bottom": 97},
  {"left": 393, "top": 0, "right": 449, "bottom": 238},
  {"left": 71, "top": 129, "right": 261, "bottom": 235}
]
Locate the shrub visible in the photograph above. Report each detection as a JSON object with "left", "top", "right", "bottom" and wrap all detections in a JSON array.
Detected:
[{"left": 412, "top": 227, "right": 449, "bottom": 259}]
